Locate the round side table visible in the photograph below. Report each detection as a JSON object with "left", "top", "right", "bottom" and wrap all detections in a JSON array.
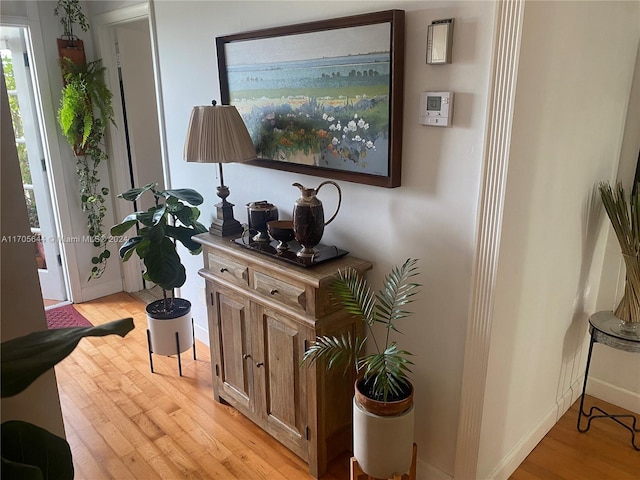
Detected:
[{"left": 577, "top": 311, "right": 640, "bottom": 450}]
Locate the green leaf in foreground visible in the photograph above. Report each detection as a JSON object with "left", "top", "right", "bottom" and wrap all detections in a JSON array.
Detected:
[{"left": 1, "top": 318, "right": 134, "bottom": 398}]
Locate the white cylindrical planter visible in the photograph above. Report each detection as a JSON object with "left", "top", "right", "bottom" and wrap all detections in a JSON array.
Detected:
[
  {"left": 353, "top": 397, "right": 415, "bottom": 479},
  {"left": 146, "top": 298, "right": 193, "bottom": 355}
]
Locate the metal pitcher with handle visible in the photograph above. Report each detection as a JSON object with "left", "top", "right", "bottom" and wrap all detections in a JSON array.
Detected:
[{"left": 292, "top": 181, "right": 342, "bottom": 258}]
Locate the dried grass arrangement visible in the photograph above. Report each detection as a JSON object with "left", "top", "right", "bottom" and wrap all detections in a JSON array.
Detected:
[{"left": 599, "top": 181, "right": 640, "bottom": 325}]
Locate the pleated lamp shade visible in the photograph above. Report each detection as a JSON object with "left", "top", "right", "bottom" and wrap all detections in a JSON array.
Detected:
[
  {"left": 183, "top": 104, "right": 255, "bottom": 237},
  {"left": 183, "top": 104, "right": 255, "bottom": 164}
]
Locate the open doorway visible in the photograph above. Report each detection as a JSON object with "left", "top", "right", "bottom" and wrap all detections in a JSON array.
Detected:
[
  {"left": 95, "top": 5, "right": 166, "bottom": 302},
  {"left": 1, "top": 25, "right": 69, "bottom": 308},
  {"left": 116, "top": 18, "right": 165, "bottom": 303}
]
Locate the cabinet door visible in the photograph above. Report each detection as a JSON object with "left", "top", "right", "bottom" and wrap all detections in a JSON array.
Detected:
[
  {"left": 209, "top": 283, "right": 254, "bottom": 412},
  {"left": 252, "top": 304, "right": 309, "bottom": 458}
]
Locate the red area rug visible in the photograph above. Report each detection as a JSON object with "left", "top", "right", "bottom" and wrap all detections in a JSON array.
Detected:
[{"left": 46, "top": 304, "right": 93, "bottom": 329}]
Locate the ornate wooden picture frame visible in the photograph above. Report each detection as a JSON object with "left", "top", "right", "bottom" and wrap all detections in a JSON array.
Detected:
[{"left": 216, "top": 10, "right": 405, "bottom": 188}]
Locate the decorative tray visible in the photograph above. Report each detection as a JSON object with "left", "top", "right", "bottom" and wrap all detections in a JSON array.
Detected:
[{"left": 232, "top": 238, "right": 348, "bottom": 267}]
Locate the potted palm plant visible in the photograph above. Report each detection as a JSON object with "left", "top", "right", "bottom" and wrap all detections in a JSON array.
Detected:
[
  {"left": 302, "top": 258, "right": 420, "bottom": 478},
  {"left": 110, "top": 183, "right": 207, "bottom": 363}
]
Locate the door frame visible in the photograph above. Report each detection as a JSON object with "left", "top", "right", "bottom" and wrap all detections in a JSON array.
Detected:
[
  {"left": 4, "top": 25, "right": 66, "bottom": 300},
  {"left": 2, "top": 4, "right": 78, "bottom": 303},
  {"left": 94, "top": 2, "right": 170, "bottom": 293}
]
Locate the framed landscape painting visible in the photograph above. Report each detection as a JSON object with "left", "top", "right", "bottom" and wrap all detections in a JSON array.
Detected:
[{"left": 216, "top": 10, "right": 405, "bottom": 188}]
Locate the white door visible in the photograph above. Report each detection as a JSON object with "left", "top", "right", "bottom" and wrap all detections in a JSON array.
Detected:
[{"left": 1, "top": 26, "right": 67, "bottom": 301}]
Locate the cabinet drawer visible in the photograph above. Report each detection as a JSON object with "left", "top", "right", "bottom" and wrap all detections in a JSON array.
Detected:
[
  {"left": 208, "top": 253, "right": 249, "bottom": 287},
  {"left": 253, "top": 271, "right": 307, "bottom": 313}
]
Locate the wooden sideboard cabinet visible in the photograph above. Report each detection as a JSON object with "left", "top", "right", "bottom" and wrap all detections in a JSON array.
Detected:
[{"left": 193, "top": 233, "right": 372, "bottom": 478}]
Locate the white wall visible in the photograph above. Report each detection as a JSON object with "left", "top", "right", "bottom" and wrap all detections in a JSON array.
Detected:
[
  {"left": 116, "top": 19, "right": 165, "bottom": 213},
  {"left": 590, "top": 35, "right": 640, "bottom": 413},
  {"left": 478, "top": 2, "right": 640, "bottom": 478},
  {"left": 0, "top": 0, "right": 26, "bottom": 17},
  {"left": 10, "top": 1, "right": 636, "bottom": 477},
  {"left": 152, "top": 0, "right": 495, "bottom": 475}
]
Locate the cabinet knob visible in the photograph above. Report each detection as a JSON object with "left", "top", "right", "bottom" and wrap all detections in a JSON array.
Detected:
[
  {"left": 270, "top": 289, "right": 278, "bottom": 295},
  {"left": 255, "top": 361, "right": 264, "bottom": 368},
  {"left": 220, "top": 267, "right": 228, "bottom": 273},
  {"left": 242, "top": 353, "right": 251, "bottom": 360}
]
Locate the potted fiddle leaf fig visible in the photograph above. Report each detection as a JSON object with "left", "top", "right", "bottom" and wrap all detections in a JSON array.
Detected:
[
  {"left": 302, "top": 258, "right": 420, "bottom": 478},
  {"left": 111, "top": 183, "right": 207, "bottom": 359}
]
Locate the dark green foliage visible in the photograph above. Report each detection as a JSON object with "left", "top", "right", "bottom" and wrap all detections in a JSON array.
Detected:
[
  {"left": 111, "top": 183, "right": 207, "bottom": 312},
  {"left": 2, "top": 421, "right": 73, "bottom": 480},
  {"left": 302, "top": 259, "right": 421, "bottom": 402},
  {"left": 1, "top": 318, "right": 134, "bottom": 479},
  {"left": 1, "top": 318, "right": 134, "bottom": 398},
  {"left": 54, "top": 0, "right": 89, "bottom": 38}
]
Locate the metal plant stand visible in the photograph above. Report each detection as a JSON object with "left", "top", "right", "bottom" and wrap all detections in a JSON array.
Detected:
[
  {"left": 577, "top": 311, "right": 640, "bottom": 450},
  {"left": 147, "top": 317, "right": 197, "bottom": 376}
]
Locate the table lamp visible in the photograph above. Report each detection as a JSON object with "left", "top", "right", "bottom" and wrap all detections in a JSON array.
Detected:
[{"left": 184, "top": 101, "right": 256, "bottom": 236}]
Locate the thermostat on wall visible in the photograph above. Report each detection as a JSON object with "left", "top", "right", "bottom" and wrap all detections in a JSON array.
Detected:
[{"left": 419, "top": 91, "right": 453, "bottom": 127}]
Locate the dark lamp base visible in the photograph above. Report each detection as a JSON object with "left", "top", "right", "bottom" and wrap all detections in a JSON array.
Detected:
[{"left": 209, "top": 200, "right": 244, "bottom": 237}]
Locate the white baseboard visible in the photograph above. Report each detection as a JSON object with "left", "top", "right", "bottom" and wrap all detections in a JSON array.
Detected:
[
  {"left": 194, "top": 322, "right": 209, "bottom": 346},
  {"left": 79, "top": 278, "right": 123, "bottom": 302},
  {"left": 416, "top": 458, "right": 453, "bottom": 480},
  {"left": 487, "top": 409, "right": 556, "bottom": 480},
  {"left": 486, "top": 379, "right": 583, "bottom": 480},
  {"left": 586, "top": 377, "right": 640, "bottom": 414}
]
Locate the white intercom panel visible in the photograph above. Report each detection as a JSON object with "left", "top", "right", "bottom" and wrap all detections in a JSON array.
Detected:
[
  {"left": 419, "top": 91, "right": 453, "bottom": 127},
  {"left": 427, "top": 19, "right": 454, "bottom": 64}
]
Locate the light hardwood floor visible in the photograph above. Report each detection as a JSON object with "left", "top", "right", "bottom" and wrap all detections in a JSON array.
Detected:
[{"left": 57, "top": 293, "right": 639, "bottom": 479}]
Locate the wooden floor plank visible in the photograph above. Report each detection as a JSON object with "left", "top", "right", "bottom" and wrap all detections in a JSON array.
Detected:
[
  {"left": 511, "top": 396, "right": 640, "bottom": 479},
  {"left": 120, "top": 449, "right": 162, "bottom": 480},
  {"left": 64, "top": 427, "right": 110, "bottom": 480},
  {"left": 154, "top": 434, "right": 207, "bottom": 479},
  {"left": 73, "top": 423, "right": 135, "bottom": 479},
  {"left": 55, "top": 292, "right": 638, "bottom": 480}
]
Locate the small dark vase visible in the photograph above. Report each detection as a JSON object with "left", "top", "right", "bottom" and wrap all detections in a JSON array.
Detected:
[
  {"left": 292, "top": 181, "right": 341, "bottom": 258},
  {"left": 246, "top": 201, "right": 278, "bottom": 242}
]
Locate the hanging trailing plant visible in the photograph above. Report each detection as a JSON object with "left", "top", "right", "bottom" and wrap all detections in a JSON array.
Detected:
[
  {"left": 58, "top": 59, "right": 114, "bottom": 148},
  {"left": 57, "top": 58, "right": 115, "bottom": 280}
]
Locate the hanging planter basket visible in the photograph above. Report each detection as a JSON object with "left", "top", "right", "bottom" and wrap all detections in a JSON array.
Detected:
[
  {"left": 57, "top": 36, "right": 88, "bottom": 157},
  {"left": 57, "top": 37, "right": 86, "bottom": 71}
]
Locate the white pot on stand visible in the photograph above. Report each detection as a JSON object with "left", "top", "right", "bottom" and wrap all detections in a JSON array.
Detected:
[
  {"left": 145, "top": 298, "right": 194, "bottom": 375},
  {"left": 352, "top": 380, "right": 415, "bottom": 479}
]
